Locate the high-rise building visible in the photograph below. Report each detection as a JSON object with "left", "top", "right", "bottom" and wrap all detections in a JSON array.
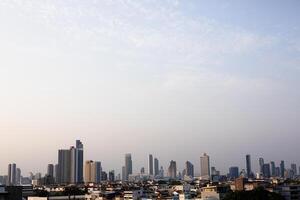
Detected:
[
  {"left": 57, "top": 140, "right": 84, "bottom": 184},
  {"left": 84, "top": 160, "right": 102, "bottom": 183},
  {"left": 16, "top": 168, "right": 21, "bottom": 185},
  {"left": 270, "top": 161, "right": 276, "bottom": 177},
  {"left": 246, "top": 154, "right": 252, "bottom": 178},
  {"left": 291, "top": 164, "right": 297, "bottom": 177},
  {"left": 125, "top": 154, "right": 132, "bottom": 181},
  {"left": 185, "top": 161, "right": 194, "bottom": 177},
  {"left": 7, "top": 164, "right": 17, "bottom": 186},
  {"left": 154, "top": 158, "right": 159, "bottom": 176},
  {"left": 122, "top": 166, "right": 126, "bottom": 182},
  {"left": 84, "top": 160, "right": 93, "bottom": 183},
  {"left": 140, "top": 167, "right": 145, "bottom": 174},
  {"left": 200, "top": 153, "right": 210, "bottom": 180},
  {"left": 168, "top": 160, "right": 177, "bottom": 179},
  {"left": 148, "top": 154, "right": 153, "bottom": 176},
  {"left": 54, "top": 164, "right": 59, "bottom": 183},
  {"left": 47, "top": 164, "right": 54, "bottom": 177},
  {"left": 259, "top": 158, "right": 264, "bottom": 174},
  {"left": 275, "top": 167, "right": 281, "bottom": 177},
  {"left": 280, "top": 160, "right": 285, "bottom": 178},
  {"left": 109, "top": 170, "right": 115, "bottom": 182},
  {"left": 229, "top": 167, "right": 239, "bottom": 180},
  {"left": 262, "top": 163, "right": 271, "bottom": 178},
  {"left": 58, "top": 149, "right": 71, "bottom": 184},
  {"left": 76, "top": 140, "right": 84, "bottom": 183},
  {"left": 94, "top": 161, "right": 102, "bottom": 184}
]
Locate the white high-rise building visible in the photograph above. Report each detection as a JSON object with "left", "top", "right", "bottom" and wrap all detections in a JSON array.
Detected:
[{"left": 200, "top": 153, "right": 210, "bottom": 180}]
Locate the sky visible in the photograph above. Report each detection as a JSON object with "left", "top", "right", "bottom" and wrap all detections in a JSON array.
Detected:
[{"left": 0, "top": 0, "right": 300, "bottom": 176}]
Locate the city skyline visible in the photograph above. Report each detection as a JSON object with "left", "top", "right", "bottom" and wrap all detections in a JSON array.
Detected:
[
  {"left": 0, "top": 0, "right": 300, "bottom": 178},
  {"left": 0, "top": 139, "right": 299, "bottom": 180}
]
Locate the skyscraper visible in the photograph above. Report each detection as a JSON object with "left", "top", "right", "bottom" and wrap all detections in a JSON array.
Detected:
[
  {"left": 16, "top": 168, "right": 21, "bottom": 185},
  {"left": 7, "top": 163, "right": 17, "bottom": 186},
  {"left": 76, "top": 140, "right": 84, "bottom": 183},
  {"left": 154, "top": 158, "right": 159, "bottom": 177},
  {"left": 125, "top": 154, "right": 132, "bottom": 181},
  {"left": 148, "top": 154, "right": 153, "bottom": 176},
  {"left": 109, "top": 170, "right": 115, "bottom": 182},
  {"left": 58, "top": 149, "right": 71, "bottom": 184},
  {"left": 262, "top": 163, "right": 271, "bottom": 178},
  {"left": 291, "top": 164, "right": 297, "bottom": 177},
  {"left": 122, "top": 166, "right": 126, "bottom": 181},
  {"left": 84, "top": 160, "right": 93, "bottom": 183},
  {"left": 84, "top": 160, "right": 102, "bottom": 183},
  {"left": 200, "top": 153, "right": 210, "bottom": 180},
  {"left": 168, "top": 160, "right": 177, "bottom": 179},
  {"left": 47, "top": 164, "right": 54, "bottom": 177},
  {"left": 94, "top": 161, "right": 102, "bottom": 184},
  {"left": 185, "top": 161, "right": 194, "bottom": 178},
  {"left": 246, "top": 154, "right": 252, "bottom": 178},
  {"left": 259, "top": 157, "right": 264, "bottom": 174},
  {"left": 270, "top": 161, "right": 276, "bottom": 177},
  {"left": 280, "top": 160, "right": 285, "bottom": 178},
  {"left": 57, "top": 140, "right": 84, "bottom": 184},
  {"left": 229, "top": 167, "right": 239, "bottom": 180}
]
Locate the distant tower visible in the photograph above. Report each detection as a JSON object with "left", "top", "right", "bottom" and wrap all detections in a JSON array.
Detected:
[
  {"left": 291, "top": 164, "right": 297, "bottom": 174},
  {"left": 229, "top": 167, "right": 239, "bottom": 180},
  {"left": 125, "top": 154, "right": 132, "bottom": 181},
  {"left": 47, "top": 164, "right": 54, "bottom": 177},
  {"left": 154, "top": 158, "right": 159, "bottom": 176},
  {"left": 84, "top": 160, "right": 93, "bottom": 183},
  {"left": 185, "top": 161, "right": 194, "bottom": 177},
  {"left": 270, "top": 161, "right": 276, "bottom": 177},
  {"left": 280, "top": 160, "right": 285, "bottom": 178},
  {"left": 246, "top": 154, "right": 252, "bottom": 178},
  {"left": 148, "top": 154, "right": 154, "bottom": 176},
  {"left": 7, "top": 163, "right": 17, "bottom": 186},
  {"left": 109, "top": 170, "right": 115, "bottom": 182},
  {"left": 200, "top": 153, "right": 210, "bottom": 180},
  {"left": 16, "top": 168, "right": 21, "bottom": 185},
  {"left": 122, "top": 166, "right": 126, "bottom": 181},
  {"left": 168, "top": 160, "right": 177, "bottom": 179},
  {"left": 259, "top": 158, "right": 264, "bottom": 174},
  {"left": 262, "top": 163, "right": 271, "bottom": 178}
]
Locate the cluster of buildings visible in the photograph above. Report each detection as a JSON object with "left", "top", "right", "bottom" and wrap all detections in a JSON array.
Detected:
[{"left": 0, "top": 140, "right": 300, "bottom": 200}]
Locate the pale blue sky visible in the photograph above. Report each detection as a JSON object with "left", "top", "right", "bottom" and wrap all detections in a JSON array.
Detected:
[{"left": 0, "top": 0, "right": 299, "bottom": 176}]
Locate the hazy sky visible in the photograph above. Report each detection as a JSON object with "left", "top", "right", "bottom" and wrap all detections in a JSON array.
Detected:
[{"left": 0, "top": 0, "right": 300, "bottom": 176}]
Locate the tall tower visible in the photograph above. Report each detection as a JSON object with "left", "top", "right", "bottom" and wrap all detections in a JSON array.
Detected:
[
  {"left": 76, "top": 140, "right": 84, "bottom": 183},
  {"left": 7, "top": 163, "right": 17, "bottom": 186},
  {"left": 280, "top": 160, "right": 285, "bottom": 178},
  {"left": 154, "top": 158, "right": 159, "bottom": 176},
  {"left": 270, "top": 161, "right": 276, "bottom": 177},
  {"left": 148, "top": 154, "right": 153, "bottom": 176},
  {"left": 200, "top": 153, "right": 210, "bottom": 180},
  {"left": 47, "top": 164, "right": 54, "bottom": 177},
  {"left": 246, "top": 154, "right": 252, "bottom": 178},
  {"left": 125, "top": 154, "right": 132, "bottom": 181},
  {"left": 259, "top": 157, "right": 264, "bottom": 174},
  {"left": 58, "top": 149, "right": 71, "bottom": 184},
  {"left": 185, "top": 161, "right": 194, "bottom": 177},
  {"left": 168, "top": 160, "right": 177, "bottom": 179}
]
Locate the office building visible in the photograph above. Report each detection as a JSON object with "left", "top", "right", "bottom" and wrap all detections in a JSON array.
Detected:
[
  {"left": 47, "top": 164, "right": 54, "bottom": 177},
  {"left": 168, "top": 160, "right": 177, "bottom": 179},
  {"left": 109, "top": 170, "right": 115, "bottom": 182},
  {"left": 84, "top": 160, "right": 102, "bottom": 183},
  {"left": 148, "top": 154, "right": 153, "bottom": 175},
  {"left": 200, "top": 153, "right": 210, "bottom": 180},
  {"left": 270, "top": 161, "right": 276, "bottom": 177},
  {"left": 185, "top": 161, "right": 194, "bottom": 177},
  {"left": 259, "top": 158, "right": 264, "bottom": 174},
  {"left": 262, "top": 163, "right": 271, "bottom": 178},
  {"left": 125, "top": 154, "right": 132, "bottom": 181},
  {"left": 246, "top": 154, "right": 252, "bottom": 178},
  {"left": 280, "top": 160, "right": 285, "bottom": 178},
  {"left": 154, "top": 158, "right": 159, "bottom": 176},
  {"left": 229, "top": 167, "right": 239, "bottom": 180},
  {"left": 57, "top": 140, "right": 84, "bottom": 184},
  {"left": 291, "top": 164, "right": 297, "bottom": 177},
  {"left": 7, "top": 164, "right": 17, "bottom": 186}
]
